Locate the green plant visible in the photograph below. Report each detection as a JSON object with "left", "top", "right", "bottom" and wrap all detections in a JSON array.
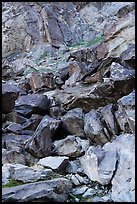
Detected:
[
  {"left": 2, "top": 179, "right": 26, "bottom": 188},
  {"left": 67, "top": 35, "right": 104, "bottom": 49}
]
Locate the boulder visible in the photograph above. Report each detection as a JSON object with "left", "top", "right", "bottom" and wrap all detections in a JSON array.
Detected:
[
  {"left": 84, "top": 109, "right": 110, "bottom": 145},
  {"left": 117, "top": 91, "right": 135, "bottom": 133},
  {"left": 2, "top": 178, "right": 72, "bottom": 202},
  {"left": 103, "top": 133, "right": 135, "bottom": 202},
  {"left": 53, "top": 135, "right": 89, "bottom": 157},
  {"left": 37, "top": 156, "right": 69, "bottom": 173},
  {"left": 80, "top": 146, "right": 117, "bottom": 185},
  {"left": 15, "top": 94, "right": 50, "bottom": 116},
  {"left": 2, "top": 148, "right": 26, "bottom": 165},
  {"left": 98, "top": 103, "right": 120, "bottom": 136},
  {"left": 25, "top": 125, "right": 52, "bottom": 159},
  {"left": 53, "top": 80, "right": 134, "bottom": 112},
  {"left": 29, "top": 72, "right": 55, "bottom": 93},
  {"left": 2, "top": 83, "right": 20, "bottom": 113},
  {"left": 35, "top": 115, "right": 61, "bottom": 139},
  {"left": 61, "top": 108, "right": 85, "bottom": 137},
  {"left": 3, "top": 163, "right": 53, "bottom": 183},
  {"left": 22, "top": 114, "right": 43, "bottom": 131}
]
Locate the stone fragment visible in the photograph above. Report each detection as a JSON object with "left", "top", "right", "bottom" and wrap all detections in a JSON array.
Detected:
[
  {"left": 98, "top": 103, "right": 120, "bottom": 136},
  {"left": 37, "top": 156, "right": 69, "bottom": 173}
]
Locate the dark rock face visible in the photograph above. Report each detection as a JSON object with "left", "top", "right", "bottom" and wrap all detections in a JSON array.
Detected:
[
  {"left": 84, "top": 109, "right": 110, "bottom": 145},
  {"left": 2, "top": 83, "right": 19, "bottom": 113},
  {"left": 61, "top": 108, "right": 85, "bottom": 138},
  {"left": 15, "top": 94, "right": 50, "bottom": 116},
  {"left": 25, "top": 126, "right": 52, "bottom": 159}
]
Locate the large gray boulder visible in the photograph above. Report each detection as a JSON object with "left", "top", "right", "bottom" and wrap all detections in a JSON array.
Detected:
[
  {"left": 103, "top": 133, "right": 135, "bottom": 202},
  {"left": 80, "top": 146, "right": 117, "bottom": 185},
  {"left": 2, "top": 178, "right": 72, "bottom": 202}
]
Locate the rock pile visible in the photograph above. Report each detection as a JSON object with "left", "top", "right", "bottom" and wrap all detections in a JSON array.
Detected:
[{"left": 2, "top": 2, "right": 135, "bottom": 202}]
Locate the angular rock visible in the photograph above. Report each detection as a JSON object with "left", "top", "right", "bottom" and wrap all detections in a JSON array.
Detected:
[
  {"left": 15, "top": 94, "right": 50, "bottom": 116},
  {"left": 53, "top": 135, "right": 90, "bottom": 157},
  {"left": 110, "top": 62, "right": 135, "bottom": 81},
  {"left": 117, "top": 91, "right": 135, "bottom": 133},
  {"left": 25, "top": 125, "right": 52, "bottom": 159},
  {"left": 2, "top": 83, "right": 19, "bottom": 113},
  {"left": 120, "top": 43, "right": 135, "bottom": 69},
  {"left": 2, "top": 133, "right": 31, "bottom": 150},
  {"left": 65, "top": 159, "right": 84, "bottom": 174},
  {"left": 61, "top": 108, "right": 85, "bottom": 137},
  {"left": 84, "top": 109, "right": 110, "bottom": 145},
  {"left": 103, "top": 133, "right": 135, "bottom": 202},
  {"left": 37, "top": 156, "right": 69, "bottom": 173},
  {"left": 5, "top": 122, "right": 22, "bottom": 134},
  {"left": 49, "top": 106, "right": 66, "bottom": 119},
  {"left": 35, "top": 115, "right": 61, "bottom": 139},
  {"left": 98, "top": 103, "right": 120, "bottom": 136},
  {"left": 69, "top": 173, "right": 88, "bottom": 186},
  {"left": 4, "top": 111, "right": 27, "bottom": 124},
  {"left": 53, "top": 80, "right": 134, "bottom": 112},
  {"left": 29, "top": 72, "right": 55, "bottom": 93},
  {"left": 2, "top": 148, "right": 26, "bottom": 165},
  {"left": 72, "top": 185, "right": 88, "bottom": 195},
  {"left": 22, "top": 114, "right": 43, "bottom": 131},
  {"left": 2, "top": 178, "right": 72, "bottom": 202},
  {"left": 80, "top": 146, "right": 117, "bottom": 185},
  {"left": 5, "top": 163, "right": 53, "bottom": 183}
]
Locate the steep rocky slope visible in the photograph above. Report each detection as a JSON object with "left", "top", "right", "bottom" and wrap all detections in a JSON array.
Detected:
[{"left": 2, "top": 2, "right": 135, "bottom": 202}]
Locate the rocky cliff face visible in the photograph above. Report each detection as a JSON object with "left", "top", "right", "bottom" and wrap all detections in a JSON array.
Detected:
[{"left": 2, "top": 2, "right": 135, "bottom": 202}]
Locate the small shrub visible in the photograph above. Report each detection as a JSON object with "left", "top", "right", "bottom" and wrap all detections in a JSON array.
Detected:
[{"left": 2, "top": 179, "right": 26, "bottom": 188}]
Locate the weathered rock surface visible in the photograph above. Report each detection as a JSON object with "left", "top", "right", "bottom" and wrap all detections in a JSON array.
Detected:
[
  {"left": 37, "top": 156, "right": 69, "bottom": 173},
  {"left": 84, "top": 109, "right": 110, "bottom": 145},
  {"left": 53, "top": 135, "right": 89, "bottom": 157},
  {"left": 2, "top": 178, "right": 73, "bottom": 202},
  {"left": 117, "top": 91, "right": 135, "bottom": 133},
  {"left": 80, "top": 146, "right": 117, "bottom": 185},
  {"left": 53, "top": 79, "right": 134, "bottom": 112},
  {"left": 61, "top": 108, "right": 85, "bottom": 137},
  {"left": 103, "top": 133, "right": 135, "bottom": 202},
  {"left": 2, "top": 83, "right": 19, "bottom": 113},
  {"left": 2, "top": 163, "right": 53, "bottom": 184},
  {"left": 25, "top": 125, "right": 52, "bottom": 159},
  {"left": 15, "top": 94, "right": 50, "bottom": 116}
]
